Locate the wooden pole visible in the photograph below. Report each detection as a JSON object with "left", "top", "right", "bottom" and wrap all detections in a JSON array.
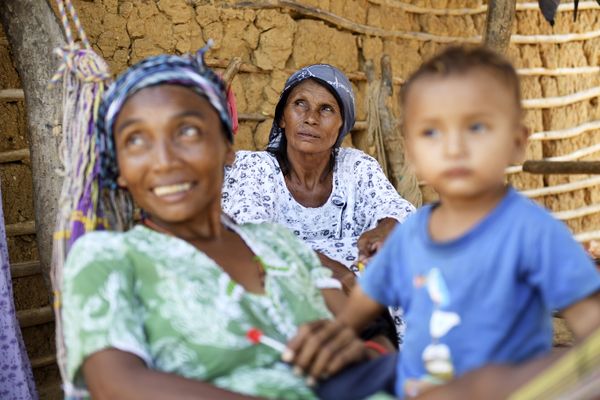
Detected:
[
  {"left": 0, "top": 0, "right": 66, "bottom": 291},
  {"left": 483, "top": 0, "right": 516, "bottom": 53},
  {"left": 523, "top": 161, "right": 600, "bottom": 175}
]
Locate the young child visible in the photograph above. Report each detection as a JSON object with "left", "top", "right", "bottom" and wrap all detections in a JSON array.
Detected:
[{"left": 286, "top": 46, "right": 600, "bottom": 398}]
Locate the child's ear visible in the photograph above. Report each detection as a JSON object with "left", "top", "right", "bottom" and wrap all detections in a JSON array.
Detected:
[{"left": 511, "top": 124, "right": 530, "bottom": 164}]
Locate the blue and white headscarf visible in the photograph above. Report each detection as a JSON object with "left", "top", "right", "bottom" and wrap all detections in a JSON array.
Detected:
[
  {"left": 267, "top": 64, "right": 356, "bottom": 151},
  {"left": 96, "top": 45, "right": 233, "bottom": 190}
]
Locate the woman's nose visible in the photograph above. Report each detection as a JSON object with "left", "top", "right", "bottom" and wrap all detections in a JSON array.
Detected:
[
  {"left": 304, "top": 108, "right": 319, "bottom": 125},
  {"left": 153, "top": 140, "right": 177, "bottom": 170}
]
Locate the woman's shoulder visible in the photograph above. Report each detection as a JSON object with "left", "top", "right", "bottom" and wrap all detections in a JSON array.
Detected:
[
  {"left": 230, "top": 150, "right": 278, "bottom": 170},
  {"left": 235, "top": 221, "right": 306, "bottom": 251},
  {"left": 336, "top": 147, "right": 380, "bottom": 168},
  {"left": 69, "top": 230, "right": 128, "bottom": 254},
  {"left": 236, "top": 220, "right": 291, "bottom": 238},
  {"left": 64, "top": 229, "right": 138, "bottom": 278}
]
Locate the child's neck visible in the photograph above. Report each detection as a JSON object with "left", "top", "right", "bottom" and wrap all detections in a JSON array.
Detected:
[{"left": 428, "top": 185, "right": 509, "bottom": 242}]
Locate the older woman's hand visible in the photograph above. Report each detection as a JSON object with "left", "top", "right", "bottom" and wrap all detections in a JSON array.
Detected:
[
  {"left": 317, "top": 252, "right": 357, "bottom": 294},
  {"left": 283, "top": 320, "right": 368, "bottom": 384},
  {"left": 357, "top": 218, "right": 398, "bottom": 264}
]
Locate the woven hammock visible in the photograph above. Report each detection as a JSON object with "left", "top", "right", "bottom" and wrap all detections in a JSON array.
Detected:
[{"left": 49, "top": 0, "right": 112, "bottom": 393}]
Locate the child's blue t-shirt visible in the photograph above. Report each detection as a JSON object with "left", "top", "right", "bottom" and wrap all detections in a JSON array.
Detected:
[{"left": 360, "top": 187, "right": 600, "bottom": 397}]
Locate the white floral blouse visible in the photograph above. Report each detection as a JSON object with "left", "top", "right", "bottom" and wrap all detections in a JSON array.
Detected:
[{"left": 222, "top": 148, "right": 415, "bottom": 273}]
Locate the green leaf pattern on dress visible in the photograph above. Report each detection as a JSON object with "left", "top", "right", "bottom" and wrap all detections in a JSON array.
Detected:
[{"left": 62, "top": 222, "right": 335, "bottom": 399}]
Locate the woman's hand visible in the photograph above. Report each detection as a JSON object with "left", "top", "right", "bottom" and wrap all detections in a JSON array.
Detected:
[
  {"left": 317, "top": 252, "right": 357, "bottom": 294},
  {"left": 284, "top": 320, "right": 368, "bottom": 384},
  {"left": 357, "top": 218, "right": 397, "bottom": 264}
]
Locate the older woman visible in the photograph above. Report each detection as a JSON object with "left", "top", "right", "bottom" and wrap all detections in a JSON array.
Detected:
[
  {"left": 222, "top": 65, "right": 415, "bottom": 342},
  {"left": 223, "top": 65, "right": 414, "bottom": 276},
  {"left": 60, "top": 50, "right": 394, "bottom": 400}
]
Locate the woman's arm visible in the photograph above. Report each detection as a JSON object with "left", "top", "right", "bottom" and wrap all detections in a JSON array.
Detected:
[
  {"left": 350, "top": 152, "right": 414, "bottom": 263},
  {"left": 83, "top": 349, "right": 262, "bottom": 400},
  {"left": 357, "top": 218, "right": 398, "bottom": 263},
  {"left": 317, "top": 252, "right": 357, "bottom": 294}
]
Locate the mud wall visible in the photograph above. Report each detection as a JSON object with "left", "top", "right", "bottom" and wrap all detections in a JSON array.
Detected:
[
  {"left": 55, "top": 0, "right": 600, "bottom": 238},
  {"left": 0, "top": 30, "right": 58, "bottom": 395}
]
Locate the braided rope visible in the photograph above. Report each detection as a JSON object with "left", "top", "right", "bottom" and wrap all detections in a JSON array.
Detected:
[{"left": 50, "top": 1, "right": 112, "bottom": 395}]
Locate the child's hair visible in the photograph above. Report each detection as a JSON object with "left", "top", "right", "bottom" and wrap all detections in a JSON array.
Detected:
[{"left": 401, "top": 46, "right": 522, "bottom": 113}]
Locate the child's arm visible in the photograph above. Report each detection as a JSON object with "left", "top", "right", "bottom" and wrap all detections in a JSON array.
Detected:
[
  {"left": 337, "top": 285, "right": 386, "bottom": 330},
  {"left": 285, "top": 286, "right": 384, "bottom": 381},
  {"left": 561, "top": 290, "right": 600, "bottom": 340}
]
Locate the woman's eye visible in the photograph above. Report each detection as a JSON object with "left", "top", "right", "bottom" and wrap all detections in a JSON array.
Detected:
[
  {"left": 469, "top": 122, "right": 487, "bottom": 133},
  {"left": 180, "top": 125, "right": 200, "bottom": 138},
  {"left": 125, "top": 133, "right": 145, "bottom": 147},
  {"left": 321, "top": 105, "right": 334, "bottom": 113},
  {"left": 294, "top": 99, "right": 307, "bottom": 109}
]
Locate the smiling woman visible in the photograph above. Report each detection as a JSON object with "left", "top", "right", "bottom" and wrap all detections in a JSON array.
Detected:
[
  {"left": 59, "top": 49, "right": 391, "bottom": 400},
  {"left": 114, "top": 85, "right": 232, "bottom": 228}
]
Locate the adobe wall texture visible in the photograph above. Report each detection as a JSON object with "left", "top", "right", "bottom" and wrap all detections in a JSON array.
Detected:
[
  {"left": 62, "top": 0, "right": 600, "bottom": 233},
  {"left": 3, "top": 0, "right": 599, "bottom": 258}
]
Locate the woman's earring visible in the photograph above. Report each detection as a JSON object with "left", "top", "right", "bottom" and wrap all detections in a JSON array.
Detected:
[{"left": 117, "top": 176, "right": 127, "bottom": 188}]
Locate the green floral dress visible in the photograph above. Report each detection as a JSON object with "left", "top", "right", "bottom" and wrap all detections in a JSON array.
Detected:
[{"left": 62, "top": 219, "right": 341, "bottom": 399}]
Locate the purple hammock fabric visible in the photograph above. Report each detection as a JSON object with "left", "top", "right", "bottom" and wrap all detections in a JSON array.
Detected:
[{"left": 0, "top": 182, "right": 38, "bottom": 399}]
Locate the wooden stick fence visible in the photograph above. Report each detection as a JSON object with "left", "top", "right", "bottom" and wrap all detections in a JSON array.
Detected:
[
  {"left": 518, "top": 66, "right": 600, "bottom": 76},
  {"left": 553, "top": 203, "right": 600, "bottom": 220},
  {"left": 30, "top": 354, "right": 57, "bottom": 369},
  {"left": 10, "top": 260, "right": 41, "bottom": 278},
  {"left": 512, "top": 30, "right": 600, "bottom": 44},
  {"left": 0, "top": 88, "right": 24, "bottom": 100},
  {"left": 231, "top": 1, "right": 600, "bottom": 44},
  {"left": 16, "top": 305, "right": 53, "bottom": 328},
  {"left": 0, "top": 148, "right": 29, "bottom": 163},
  {"left": 523, "top": 161, "right": 600, "bottom": 175},
  {"left": 507, "top": 143, "right": 600, "bottom": 175},
  {"left": 575, "top": 230, "right": 600, "bottom": 242},
  {"left": 529, "top": 120, "right": 600, "bottom": 141},
  {"left": 522, "top": 86, "right": 600, "bottom": 109},
  {"left": 521, "top": 176, "right": 600, "bottom": 198},
  {"left": 5, "top": 220, "right": 36, "bottom": 236},
  {"left": 366, "top": 1, "right": 599, "bottom": 15}
]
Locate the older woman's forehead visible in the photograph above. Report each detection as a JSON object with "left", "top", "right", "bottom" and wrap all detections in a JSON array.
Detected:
[{"left": 287, "top": 79, "right": 341, "bottom": 103}]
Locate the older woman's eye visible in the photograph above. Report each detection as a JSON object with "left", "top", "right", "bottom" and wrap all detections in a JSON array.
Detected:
[
  {"left": 321, "top": 105, "right": 335, "bottom": 113},
  {"left": 469, "top": 122, "right": 487, "bottom": 134},
  {"left": 293, "top": 99, "right": 307, "bottom": 109}
]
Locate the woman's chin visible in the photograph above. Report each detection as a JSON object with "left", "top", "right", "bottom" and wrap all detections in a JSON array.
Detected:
[{"left": 288, "top": 141, "right": 333, "bottom": 157}]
